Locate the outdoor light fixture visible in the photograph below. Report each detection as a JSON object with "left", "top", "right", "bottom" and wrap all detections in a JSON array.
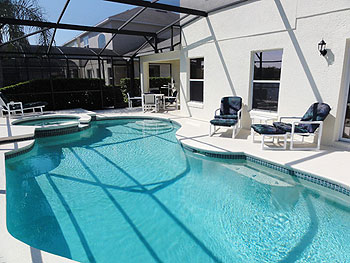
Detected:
[{"left": 318, "top": 39, "right": 327, "bottom": 56}]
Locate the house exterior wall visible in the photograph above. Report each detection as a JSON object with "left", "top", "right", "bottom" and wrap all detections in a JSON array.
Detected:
[
  {"left": 66, "top": 20, "right": 174, "bottom": 55},
  {"left": 178, "top": 0, "right": 350, "bottom": 147}
]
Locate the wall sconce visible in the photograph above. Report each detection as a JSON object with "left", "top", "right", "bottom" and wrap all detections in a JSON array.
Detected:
[{"left": 318, "top": 39, "right": 327, "bottom": 56}]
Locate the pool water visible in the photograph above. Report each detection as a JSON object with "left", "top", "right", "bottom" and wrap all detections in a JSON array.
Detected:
[
  {"left": 5, "top": 119, "right": 350, "bottom": 263},
  {"left": 15, "top": 117, "right": 79, "bottom": 126}
]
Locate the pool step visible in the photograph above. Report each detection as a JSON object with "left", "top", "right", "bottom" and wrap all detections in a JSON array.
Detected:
[
  {"left": 222, "top": 164, "right": 293, "bottom": 187},
  {"left": 126, "top": 120, "right": 173, "bottom": 132},
  {"left": 135, "top": 120, "right": 170, "bottom": 127}
]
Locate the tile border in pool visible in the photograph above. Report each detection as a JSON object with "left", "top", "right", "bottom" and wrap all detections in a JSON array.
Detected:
[
  {"left": 5, "top": 140, "right": 35, "bottom": 160},
  {"left": 182, "top": 145, "right": 350, "bottom": 196},
  {"left": 35, "top": 124, "right": 90, "bottom": 138},
  {"left": 5, "top": 115, "right": 350, "bottom": 197}
]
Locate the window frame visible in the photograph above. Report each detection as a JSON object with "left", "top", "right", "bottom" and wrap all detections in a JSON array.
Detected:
[
  {"left": 149, "top": 64, "right": 161, "bottom": 78},
  {"left": 249, "top": 49, "right": 283, "bottom": 113},
  {"left": 87, "top": 69, "right": 92, "bottom": 79},
  {"left": 188, "top": 57, "right": 204, "bottom": 104},
  {"left": 339, "top": 40, "right": 350, "bottom": 143},
  {"left": 98, "top": 34, "right": 106, "bottom": 49}
]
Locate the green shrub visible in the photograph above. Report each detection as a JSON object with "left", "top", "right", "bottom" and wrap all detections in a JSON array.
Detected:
[
  {"left": 1, "top": 78, "right": 126, "bottom": 110},
  {"left": 149, "top": 77, "right": 171, "bottom": 90},
  {"left": 119, "top": 78, "right": 139, "bottom": 103}
]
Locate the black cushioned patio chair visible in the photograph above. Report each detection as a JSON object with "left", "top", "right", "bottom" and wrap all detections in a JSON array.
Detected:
[
  {"left": 273, "top": 102, "right": 331, "bottom": 150},
  {"left": 209, "top": 96, "right": 242, "bottom": 138},
  {"left": 0, "top": 92, "right": 47, "bottom": 117},
  {"left": 164, "top": 90, "right": 178, "bottom": 110}
]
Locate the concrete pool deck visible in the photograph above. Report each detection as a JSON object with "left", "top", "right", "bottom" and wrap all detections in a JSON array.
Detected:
[{"left": 0, "top": 108, "right": 350, "bottom": 262}]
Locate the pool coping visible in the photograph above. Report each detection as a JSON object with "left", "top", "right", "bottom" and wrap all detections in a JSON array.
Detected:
[
  {"left": 1, "top": 114, "right": 350, "bottom": 262},
  {"left": 11, "top": 114, "right": 91, "bottom": 127}
]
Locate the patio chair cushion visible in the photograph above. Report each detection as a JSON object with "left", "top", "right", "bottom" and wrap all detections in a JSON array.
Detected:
[
  {"left": 219, "top": 96, "right": 242, "bottom": 117},
  {"left": 251, "top": 124, "right": 286, "bottom": 135},
  {"left": 210, "top": 118, "right": 237, "bottom": 127},
  {"left": 273, "top": 122, "right": 309, "bottom": 133},
  {"left": 299, "top": 102, "right": 331, "bottom": 133}
]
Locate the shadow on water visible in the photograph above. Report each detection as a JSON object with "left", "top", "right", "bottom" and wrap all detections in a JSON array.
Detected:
[
  {"left": 72, "top": 147, "right": 221, "bottom": 262},
  {"left": 6, "top": 118, "right": 221, "bottom": 262},
  {"left": 279, "top": 178, "right": 319, "bottom": 262},
  {"left": 46, "top": 175, "right": 97, "bottom": 263},
  {"left": 68, "top": 148, "right": 162, "bottom": 263},
  {"left": 6, "top": 171, "right": 72, "bottom": 259}
]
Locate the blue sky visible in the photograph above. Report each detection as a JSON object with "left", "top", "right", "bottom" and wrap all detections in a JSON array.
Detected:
[{"left": 30, "top": 0, "right": 179, "bottom": 46}]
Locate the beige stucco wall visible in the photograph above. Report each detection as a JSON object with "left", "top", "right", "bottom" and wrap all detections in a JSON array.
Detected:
[{"left": 179, "top": 0, "right": 350, "bottom": 147}]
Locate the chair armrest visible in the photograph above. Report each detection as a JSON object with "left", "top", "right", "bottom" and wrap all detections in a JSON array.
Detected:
[
  {"left": 278, "top": 116, "right": 302, "bottom": 122},
  {"left": 237, "top": 109, "right": 242, "bottom": 120},
  {"left": 291, "top": 120, "right": 323, "bottom": 134},
  {"left": 292, "top": 120, "right": 323, "bottom": 125},
  {"left": 214, "top": 108, "right": 220, "bottom": 116},
  {"left": 7, "top": 101, "right": 22, "bottom": 110}
]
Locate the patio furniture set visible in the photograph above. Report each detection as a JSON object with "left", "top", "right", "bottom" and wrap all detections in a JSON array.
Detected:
[
  {"left": 127, "top": 90, "right": 178, "bottom": 113},
  {"left": 0, "top": 89, "right": 331, "bottom": 151},
  {"left": 209, "top": 96, "right": 331, "bottom": 151}
]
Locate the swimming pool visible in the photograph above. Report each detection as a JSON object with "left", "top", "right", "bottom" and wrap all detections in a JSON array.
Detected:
[{"left": 5, "top": 118, "right": 350, "bottom": 262}]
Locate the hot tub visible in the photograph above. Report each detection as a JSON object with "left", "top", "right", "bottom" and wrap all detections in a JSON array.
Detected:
[{"left": 12, "top": 114, "right": 90, "bottom": 131}]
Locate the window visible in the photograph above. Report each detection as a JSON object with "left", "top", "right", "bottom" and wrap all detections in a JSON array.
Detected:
[
  {"left": 149, "top": 64, "right": 160, "bottom": 77},
  {"left": 189, "top": 58, "right": 204, "bottom": 102},
  {"left": 87, "top": 69, "right": 92, "bottom": 78},
  {"left": 252, "top": 50, "right": 283, "bottom": 111},
  {"left": 108, "top": 67, "right": 112, "bottom": 80},
  {"left": 98, "top": 34, "right": 106, "bottom": 49},
  {"left": 107, "top": 67, "right": 113, "bottom": 85},
  {"left": 342, "top": 84, "right": 350, "bottom": 140},
  {"left": 82, "top": 36, "right": 89, "bottom": 48}
]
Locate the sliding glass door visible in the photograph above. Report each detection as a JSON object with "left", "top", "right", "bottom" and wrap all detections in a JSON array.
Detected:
[{"left": 342, "top": 85, "right": 350, "bottom": 140}]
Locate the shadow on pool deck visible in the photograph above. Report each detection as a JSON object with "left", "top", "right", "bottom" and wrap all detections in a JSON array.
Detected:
[{"left": 30, "top": 246, "right": 43, "bottom": 263}]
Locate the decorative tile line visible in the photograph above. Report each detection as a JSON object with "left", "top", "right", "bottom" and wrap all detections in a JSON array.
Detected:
[
  {"left": 183, "top": 145, "right": 350, "bottom": 197},
  {"left": 35, "top": 126, "right": 80, "bottom": 138},
  {"left": 4, "top": 125, "right": 90, "bottom": 159},
  {"left": 5, "top": 142, "right": 35, "bottom": 160}
]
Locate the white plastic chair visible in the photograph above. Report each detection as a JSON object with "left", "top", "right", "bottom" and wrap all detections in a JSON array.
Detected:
[
  {"left": 142, "top": 94, "right": 158, "bottom": 112},
  {"left": 127, "top": 93, "right": 142, "bottom": 108},
  {"left": 0, "top": 92, "right": 46, "bottom": 117}
]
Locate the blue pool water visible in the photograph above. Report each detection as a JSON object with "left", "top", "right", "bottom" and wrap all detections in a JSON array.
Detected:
[{"left": 5, "top": 118, "right": 350, "bottom": 263}]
